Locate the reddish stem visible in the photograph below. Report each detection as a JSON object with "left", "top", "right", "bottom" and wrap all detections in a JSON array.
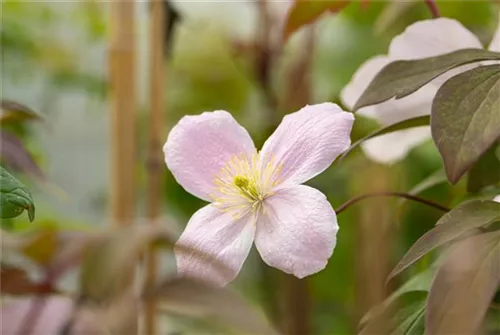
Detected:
[
  {"left": 425, "top": 0, "right": 440, "bottom": 18},
  {"left": 335, "top": 191, "right": 450, "bottom": 215}
]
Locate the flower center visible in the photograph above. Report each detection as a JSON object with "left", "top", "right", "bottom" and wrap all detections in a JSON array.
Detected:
[{"left": 211, "top": 153, "right": 282, "bottom": 217}]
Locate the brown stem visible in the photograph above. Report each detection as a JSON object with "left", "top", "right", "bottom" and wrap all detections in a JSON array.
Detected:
[
  {"left": 145, "top": 1, "right": 166, "bottom": 334},
  {"left": 335, "top": 192, "right": 450, "bottom": 215},
  {"left": 424, "top": 0, "right": 440, "bottom": 18},
  {"left": 19, "top": 278, "right": 52, "bottom": 335}
]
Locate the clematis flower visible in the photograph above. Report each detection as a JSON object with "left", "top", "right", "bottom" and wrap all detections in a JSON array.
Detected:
[
  {"left": 341, "top": 18, "right": 500, "bottom": 164},
  {"left": 164, "top": 103, "right": 354, "bottom": 286}
]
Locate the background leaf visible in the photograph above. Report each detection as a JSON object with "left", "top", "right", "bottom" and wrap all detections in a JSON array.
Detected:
[
  {"left": 144, "top": 277, "right": 277, "bottom": 335},
  {"left": 0, "top": 99, "right": 42, "bottom": 123},
  {"left": 426, "top": 231, "right": 500, "bottom": 335},
  {"left": 359, "top": 291, "right": 427, "bottom": 335},
  {"left": 339, "top": 115, "right": 430, "bottom": 161},
  {"left": 388, "top": 200, "right": 500, "bottom": 280},
  {"left": 0, "top": 166, "right": 35, "bottom": 221},
  {"left": 466, "top": 142, "right": 500, "bottom": 193},
  {"left": 354, "top": 49, "right": 500, "bottom": 110},
  {"left": 0, "top": 131, "right": 44, "bottom": 179},
  {"left": 432, "top": 64, "right": 500, "bottom": 183},
  {"left": 283, "top": 0, "right": 350, "bottom": 40}
]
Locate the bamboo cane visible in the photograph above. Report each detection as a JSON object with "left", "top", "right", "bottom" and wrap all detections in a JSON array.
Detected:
[
  {"left": 145, "top": 1, "right": 166, "bottom": 334},
  {"left": 108, "top": 2, "right": 137, "bottom": 331},
  {"left": 109, "top": 0, "right": 136, "bottom": 226}
]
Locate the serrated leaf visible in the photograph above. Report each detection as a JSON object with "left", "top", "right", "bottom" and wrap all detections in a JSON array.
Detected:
[
  {"left": 0, "top": 166, "right": 35, "bottom": 221},
  {"left": 0, "top": 99, "right": 42, "bottom": 123},
  {"left": 432, "top": 65, "right": 500, "bottom": 184},
  {"left": 388, "top": 200, "right": 500, "bottom": 280},
  {"left": 426, "top": 231, "right": 500, "bottom": 335},
  {"left": 339, "top": 115, "right": 430, "bottom": 161},
  {"left": 354, "top": 49, "right": 500, "bottom": 110},
  {"left": 359, "top": 291, "right": 427, "bottom": 335},
  {"left": 145, "top": 277, "right": 277, "bottom": 334},
  {"left": 467, "top": 142, "right": 500, "bottom": 193},
  {"left": 283, "top": 0, "right": 349, "bottom": 41}
]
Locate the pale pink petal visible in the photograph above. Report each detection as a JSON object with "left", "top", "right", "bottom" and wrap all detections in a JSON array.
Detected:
[
  {"left": 488, "top": 19, "right": 500, "bottom": 52},
  {"left": 389, "top": 18, "right": 482, "bottom": 60},
  {"left": 164, "top": 111, "right": 256, "bottom": 201},
  {"left": 255, "top": 185, "right": 337, "bottom": 278},
  {"left": 259, "top": 103, "right": 354, "bottom": 185},
  {"left": 361, "top": 81, "right": 436, "bottom": 126},
  {"left": 174, "top": 204, "right": 255, "bottom": 286},
  {"left": 361, "top": 127, "right": 431, "bottom": 164},
  {"left": 493, "top": 195, "right": 500, "bottom": 203},
  {"left": 340, "top": 55, "right": 391, "bottom": 114},
  {"left": 1, "top": 297, "right": 73, "bottom": 335}
]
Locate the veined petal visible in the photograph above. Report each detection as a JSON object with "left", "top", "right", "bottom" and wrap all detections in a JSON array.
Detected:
[
  {"left": 255, "top": 185, "right": 337, "bottom": 278},
  {"left": 488, "top": 19, "right": 500, "bottom": 52},
  {"left": 361, "top": 127, "right": 431, "bottom": 164},
  {"left": 164, "top": 111, "right": 256, "bottom": 201},
  {"left": 174, "top": 204, "right": 255, "bottom": 286},
  {"left": 340, "top": 55, "right": 391, "bottom": 113},
  {"left": 260, "top": 103, "right": 354, "bottom": 186},
  {"left": 389, "top": 18, "right": 482, "bottom": 60}
]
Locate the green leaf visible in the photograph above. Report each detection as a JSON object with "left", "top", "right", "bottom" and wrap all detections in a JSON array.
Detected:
[
  {"left": 426, "top": 231, "right": 500, "bottom": 335},
  {"left": 432, "top": 64, "right": 500, "bottom": 184},
  {"left": 407, "top": 169, "right": 448, "bottom": 197},
  {"left": 144, "top": 277, "right": 277, "bottom": 334},
  {"left": 339, "top": 115, "right": 430, "bottom": 161},
  {"left": 0, "top": 166, "right": 35, "bottom": 221},
  {"left": 359, "top": 291, "right": 427, "bottom": 335},
  {"left": 466, "top": 142, "right": 500, "bottom": 193},
  {"left": 354, "top": 49, "right": 500, "bottom": 110},
  {"left": 283, "top": 0, "right": 349, "bottom": 41},
  {"left": 361, "top": 267, "right": 435, "bottom": 328},
  {"left": 0, "top": 99, "right": 42, "bottom": 123},
  {"left": 388, "top": 200, "right": 500, "bottom": 280}
]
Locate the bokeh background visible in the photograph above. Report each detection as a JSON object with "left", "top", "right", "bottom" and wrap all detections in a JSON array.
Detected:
[{"left": 2, "top": 1, "right": 498, "bottom": 333}]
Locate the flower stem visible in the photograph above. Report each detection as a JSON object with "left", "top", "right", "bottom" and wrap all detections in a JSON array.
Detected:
[
  {"left": 425, "top": 0, "right": 440, "bottom": 18},
  {"left": 335, "top": 191, "right": 450, "bottom": 215}
]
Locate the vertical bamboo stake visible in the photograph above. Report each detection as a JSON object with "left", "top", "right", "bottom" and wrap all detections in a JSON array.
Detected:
[
  {"left": 353, "top": 162, "right": 396, "bottom": 331},
  {"left": 109, "top": 0, "right": 136, "bottom": 226},
  {"left": 145, "top": 1, "right": 165, "bottom": 334}
]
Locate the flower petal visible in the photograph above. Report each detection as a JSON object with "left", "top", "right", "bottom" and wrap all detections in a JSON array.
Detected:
[
  {"left": 164, "top": 111, "right": 256, "bottom": 201},
  {"left": 361, "top": 127, "right": 431, "bottom": 164},
  {"left": 389, "top": 18, "right": 482, "bottom": 60},
  {"left": 489, "top": 19, "right": 500, "bottom": 52},
  {"left": 260, "top": 103, "right": 354, "bottom": 185},
  {"left": 174, "top": 204, "right": 255, "bottom": 286},
  {"left": 494, "top": 195, "right": 500, "bottom": 203},
  {"left": 340, "top": 55, "right": 391, "bottom": 113},
  {"left": 255, "top": 185, "right": 337, "bottom": 278}
]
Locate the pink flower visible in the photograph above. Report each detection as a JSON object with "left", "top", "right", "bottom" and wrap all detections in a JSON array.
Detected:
[
  {"left": 341, "top": 18, "right": 500, "bottom": 164},
  {"left": 164, "top": 103, "right": 354, "bottom": 286}
]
